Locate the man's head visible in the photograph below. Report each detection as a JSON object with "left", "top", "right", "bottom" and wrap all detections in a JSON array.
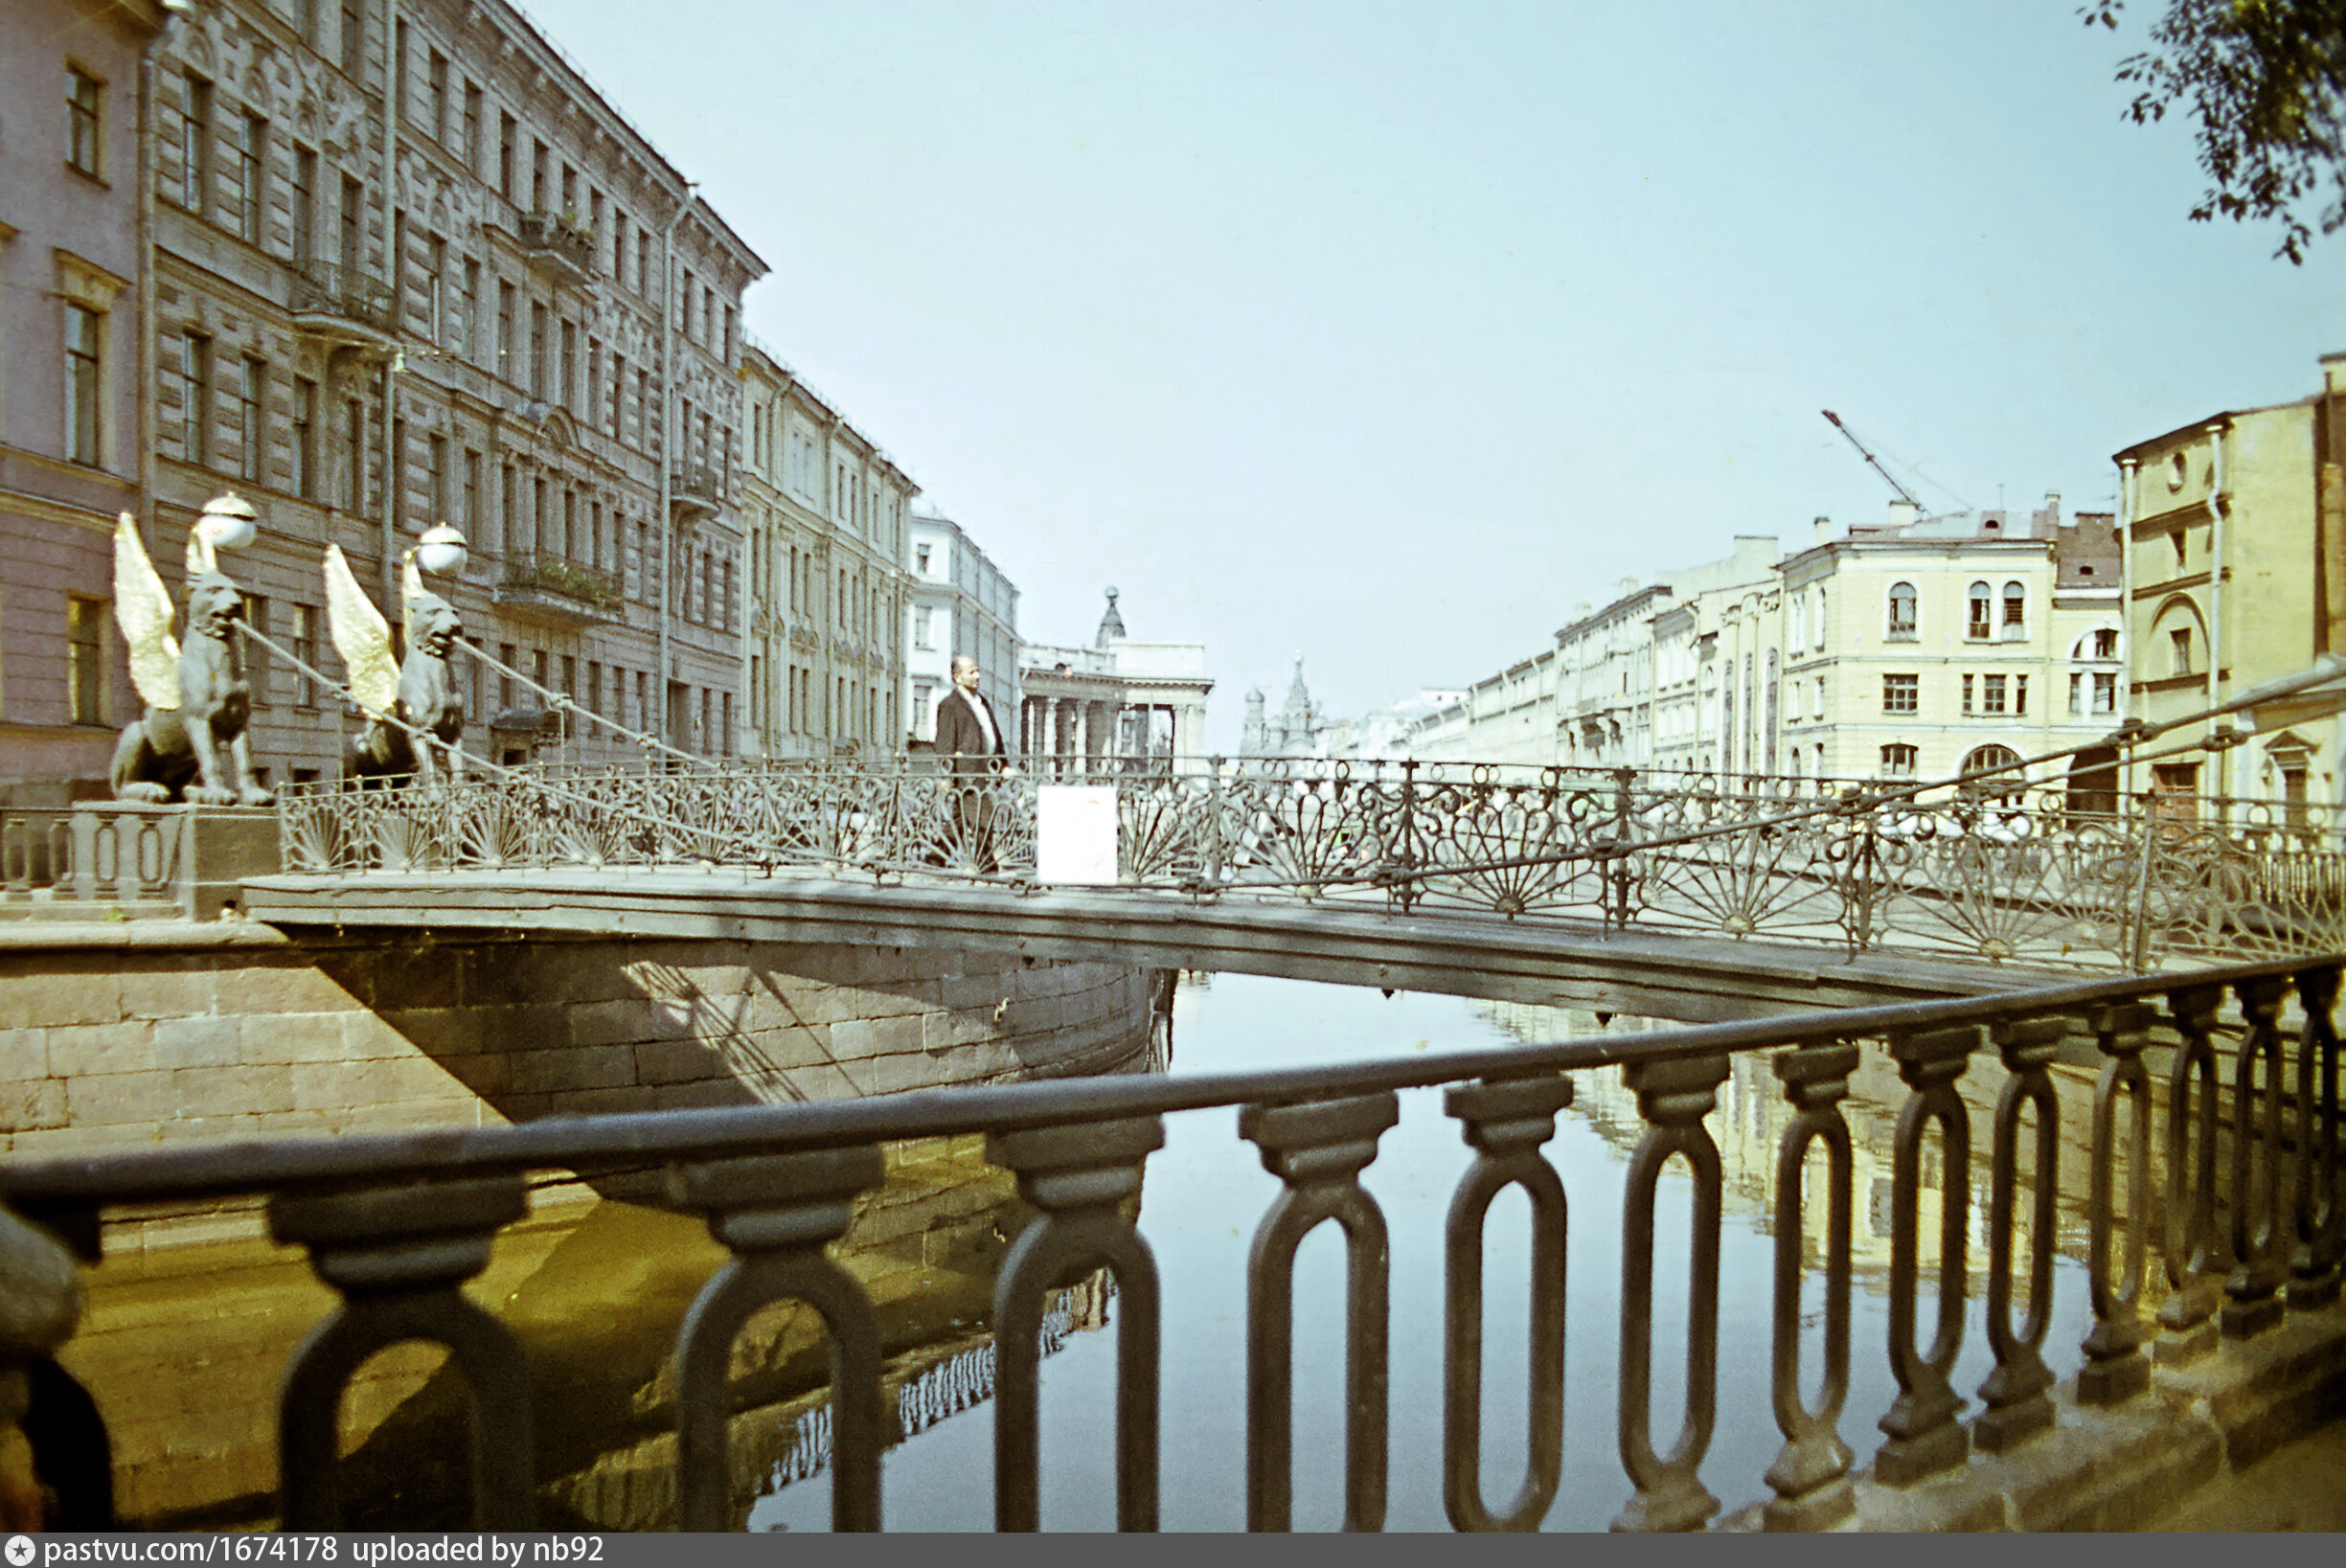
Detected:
[{"left": 952, "top": 656, "right": 981, "bottom": 693}]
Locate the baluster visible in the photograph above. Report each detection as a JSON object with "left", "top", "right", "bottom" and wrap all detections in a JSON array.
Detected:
[
  {"left": 1204, "top": 755, "right": 1226, "bottom": 886},
  {"left": 269, "top": 1178, "right": 534, "bottom": 1530},
  {"left": 2289, "top": 966, "right": 2343, "bottom": 1308},
  {"left": 1873, "top": 1023, "right": 1976, "bottom": 1486},
  {"left": 1613, "top": 1053, "right": 1728, "bottom": 1532},
  {"left": 2223, "top": 976, "right": 2292, "bottom": 1338},
  {"left": 987, "top": 1116, "right": 1163, "bottom": 1532},
  {"left": 1763, "top": 1042, "right": 1856, "bottom": 1531},
  {"left": 1441, "top": 1074, "right": 1572, "bottom": 1533},
  {"left": 2077, "top": 1002, "right": 2158, "bottom": 1405},
  {"left": 2157, "top": 984, "right": 2226, "bottom": 1365},
  {"left": 1973, "top": 1017, "right": 2063, "bottom": 1449},
  {"left": 1241, "top": 1091, "right": 1398, "bottom": 1532},
  {"left": 671, "top": 1148, "right": 886, "bottom": 1532}
]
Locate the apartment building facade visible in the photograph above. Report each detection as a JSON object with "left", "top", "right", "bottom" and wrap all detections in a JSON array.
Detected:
[
  {"left": 2114, "top": 353, "right": 2346, "bottom": 811},
  {"left": 141, "top": 0, "right": 763, "bottom": 783},
  {"left": 1776, "top": 499, "right": 2122, "bottom": 785},
  {"left": 739, "top": 343, "right": 915, "bottom": 760},
  {"left": 0, "top": 0, "right": 169, "bottom": 800},
  {"left": 905, "top": 511, "right": 1017, "bottom": 753}
]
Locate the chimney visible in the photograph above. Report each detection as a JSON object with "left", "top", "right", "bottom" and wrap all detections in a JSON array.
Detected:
[
  {"left": 2323, "top": 351, "right": 2346, "bottom": 398},
  {"left": 1620, "top": 576, "right": 1639, "bottom": 594},
  {"left": 1887, "top": 500, "right": 1920, "bottom": 529},
  {"left": 1812, "top": 515, "right": 1833, "bottom": 546}
]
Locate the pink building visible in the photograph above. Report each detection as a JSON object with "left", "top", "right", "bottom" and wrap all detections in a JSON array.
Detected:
[{"left": 0, "top": 0, "right": 168, "bottom": 800}]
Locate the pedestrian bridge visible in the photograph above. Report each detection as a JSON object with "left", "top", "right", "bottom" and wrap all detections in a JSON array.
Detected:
[
  {"left": 4, "top": 756, "right": 2344, "bottom": 1532},
  {"left": 225, "top": 755, "right": 2346, "bottom": 1016}
]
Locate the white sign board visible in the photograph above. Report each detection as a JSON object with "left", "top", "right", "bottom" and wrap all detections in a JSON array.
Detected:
[{"left": 1036, "top": 785, "right": 1120, "bottom": 885}]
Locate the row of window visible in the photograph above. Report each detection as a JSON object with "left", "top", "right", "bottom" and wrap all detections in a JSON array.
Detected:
[
  {"left": 743, "top": 657, "right": 895, "bottom": 744},
  {"left": 160, "top": 11, "right": 739, "bottom": 356},
  {"left": 745, "top": 398, "right": 900, "bottom": 540},
  {"left": 1876, "top": 670, "right": 2118, "bottom": 716},
  {"left": 162, "top": 330, "right": 740, "bottom": 602},
  {"left": 1885, "top": 580, "right": 2031, "bottom": 642}
]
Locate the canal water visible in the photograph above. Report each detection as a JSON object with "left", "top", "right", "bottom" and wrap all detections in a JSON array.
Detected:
[
  {"left": 751, "top": 972, "right": 2094, "bottom": 1533},
  {"left": 66, "top": 972, "right": 2105, "bottom": 1532}
]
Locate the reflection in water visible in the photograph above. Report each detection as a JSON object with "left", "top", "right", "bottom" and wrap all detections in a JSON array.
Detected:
[{"left": 67, "top": 975, "right": 2246, "bottom": 1531}]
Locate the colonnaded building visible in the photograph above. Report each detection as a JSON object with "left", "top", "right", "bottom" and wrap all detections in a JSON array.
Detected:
[{"left": 109, "top": 0, "right": 762, "bottom": 785}]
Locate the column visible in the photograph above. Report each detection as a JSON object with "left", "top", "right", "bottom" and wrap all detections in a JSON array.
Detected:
[{"left": 1173, "top": 703, "right": 1204, "bottom": 763}]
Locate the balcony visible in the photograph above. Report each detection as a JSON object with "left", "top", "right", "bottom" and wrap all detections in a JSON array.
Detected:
[
  {"left": 517, "top": 211, "right": 597, "bottom": 286},
  {"left": 493, "top": 550, "right": 626, "bottom": 628},
  {"left": 288, "top": 264, "right": 397, "bottom": 353},
  {"left": 670, "top": 464, "right": 723, "bottom": 522}
]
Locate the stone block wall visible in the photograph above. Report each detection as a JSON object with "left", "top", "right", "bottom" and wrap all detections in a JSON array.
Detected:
[{"left": 0, "top": 930, "right": 1162, "bottom": 1162}]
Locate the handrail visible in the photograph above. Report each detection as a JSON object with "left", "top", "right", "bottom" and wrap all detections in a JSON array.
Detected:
[
  {"left": 0, "top": 953, "right": 2320, "bottom": 1208},
  {"left": 7, "top": 949, "right": 2344, "bottom": 1531}
]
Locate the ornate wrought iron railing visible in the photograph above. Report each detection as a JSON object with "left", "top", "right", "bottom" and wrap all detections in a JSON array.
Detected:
[
  {"left": 287, "top": 264, "right": 395, "bottom": 332},
  {"left": 3, "top": 954, "right": 2338, "bottom": 1529},
  {"left": 498, "top": 550, "right": 626, "bottom": 611},
  {"left": 272, "top": 755, "right": 2346, "bottom": 973}
]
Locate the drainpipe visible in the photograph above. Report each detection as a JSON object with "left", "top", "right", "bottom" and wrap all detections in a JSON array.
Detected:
[
  {"left": 2117, "top": 456, "right": 2137, "bottom": 807},
  {"left": 137, "top": 11, "right": 178, "bottom": 561},
  {"left": 2207, "top": 421, "right": 2229, "bottom": 802},
  {"left": 378, "top": 0, "right": 402, "bottom": 609},
  {"left": 656, "top": 184, "right": 697, "bottom": 749}
]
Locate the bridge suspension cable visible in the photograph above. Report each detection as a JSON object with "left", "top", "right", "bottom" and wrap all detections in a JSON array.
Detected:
[
  {"left": 231, "top": 622, "right": 811, "bottom": 869},
  {"left": 452, "top": 638, "right": 720, "bottom": 774}
]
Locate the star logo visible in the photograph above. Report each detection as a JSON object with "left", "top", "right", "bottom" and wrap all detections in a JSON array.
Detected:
[{"left": 7, "top": 1534, "right": 34, "bottom": 1565}]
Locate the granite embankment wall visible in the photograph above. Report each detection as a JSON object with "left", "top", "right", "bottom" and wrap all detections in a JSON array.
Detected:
[{"left": 0, "top": 925, "right": 1163, "bottom": 1161}]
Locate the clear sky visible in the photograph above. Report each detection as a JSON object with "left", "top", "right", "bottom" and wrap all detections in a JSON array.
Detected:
[{"left": 523, "top": 0, "right": 2343, "bottom": 749}]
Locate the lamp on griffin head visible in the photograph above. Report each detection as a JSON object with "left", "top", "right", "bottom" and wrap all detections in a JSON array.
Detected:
[
  {"left": 191, "top": 492, "right": 258, "bottom": 567},
  {"left": 411, "top": 524, "right": 467, "bottom": 579}
]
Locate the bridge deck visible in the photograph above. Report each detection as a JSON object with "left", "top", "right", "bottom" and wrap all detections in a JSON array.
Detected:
[{"left": 240, "top": 868, "right": 2054, "bottom": 1022}]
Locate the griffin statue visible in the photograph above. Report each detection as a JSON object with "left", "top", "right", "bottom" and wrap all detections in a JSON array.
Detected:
[
  {"left": 108, "top": 513, "right": 272, "bottom": 806},
  {"left": 324, "top": 543, "right": 467, "bottom": 785}
]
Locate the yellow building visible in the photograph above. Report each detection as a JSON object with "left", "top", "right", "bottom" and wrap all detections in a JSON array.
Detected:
[
  {"left": 1777, "top": 499, "right": 2123, "bottom": 785},
  {"left": 2114, "top": 354, "right": 2346, "bottom": 812},
  {"left": 739, "top": 342, "right": 916, "bottom": 760}
]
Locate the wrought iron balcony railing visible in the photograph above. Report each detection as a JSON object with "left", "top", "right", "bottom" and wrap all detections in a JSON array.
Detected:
[
  {"left": 273, "top": 757, "right": 2346, "bottom": 974},
  {"left": 498, "top": 550, "right": 625, "bottom": 612},
  {"left": 288, "top": 264, "right": 396, "bottom": 335},
  {"left": 1, "top": 953, "right": 2337, "bottom": 1529}
]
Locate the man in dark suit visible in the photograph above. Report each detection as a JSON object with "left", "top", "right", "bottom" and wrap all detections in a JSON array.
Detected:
[{"left": 934, "top": 655, "right": 1009, "bottom": 870}]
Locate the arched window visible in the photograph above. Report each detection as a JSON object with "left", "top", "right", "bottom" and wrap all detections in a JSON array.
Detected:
[
  {"left": 1880, "top": 743, "right": 1917, "bottom": 779},
  {"left": 1887, "top": 581, "right": 1917, "bottom": 641},
  {"left": 1965, "top": 743, "right": 2022, "bottom": 773},
  {"left": 2001, "top": 581, "right": 2026, "bottom": 640},
  {"left": 1968, "top": 581, "right": 1993, "bottom": 639},
  {"left": 1813, "top": 587, "right": 1826, "bottom": 651},
  {"left": 1963, "top": 743, "right": 2025, "bottom": 801}
]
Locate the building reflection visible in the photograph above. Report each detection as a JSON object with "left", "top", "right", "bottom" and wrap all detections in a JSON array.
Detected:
[{"left": 1469, "top": 1000, "right": 2198, "bottom": 1301}]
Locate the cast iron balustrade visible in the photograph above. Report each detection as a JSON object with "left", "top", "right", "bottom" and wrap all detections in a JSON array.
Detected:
[
  {"left": 272, "top": 754, "right": 2346, "bottom": 973},
  {"left": 494, "top": 550, "right": 626, "bottom": 628},
  {"left": 288, "top": 264, "right": 396, "bottom": 350},
  {"left": 3, "top": 954, "right": 2341, "bottom": 1531}
]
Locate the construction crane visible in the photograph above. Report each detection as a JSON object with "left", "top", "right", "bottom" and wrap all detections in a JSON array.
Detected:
[{"left": 1821, "top": 409, "right": 1922, "bottom": 509}]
